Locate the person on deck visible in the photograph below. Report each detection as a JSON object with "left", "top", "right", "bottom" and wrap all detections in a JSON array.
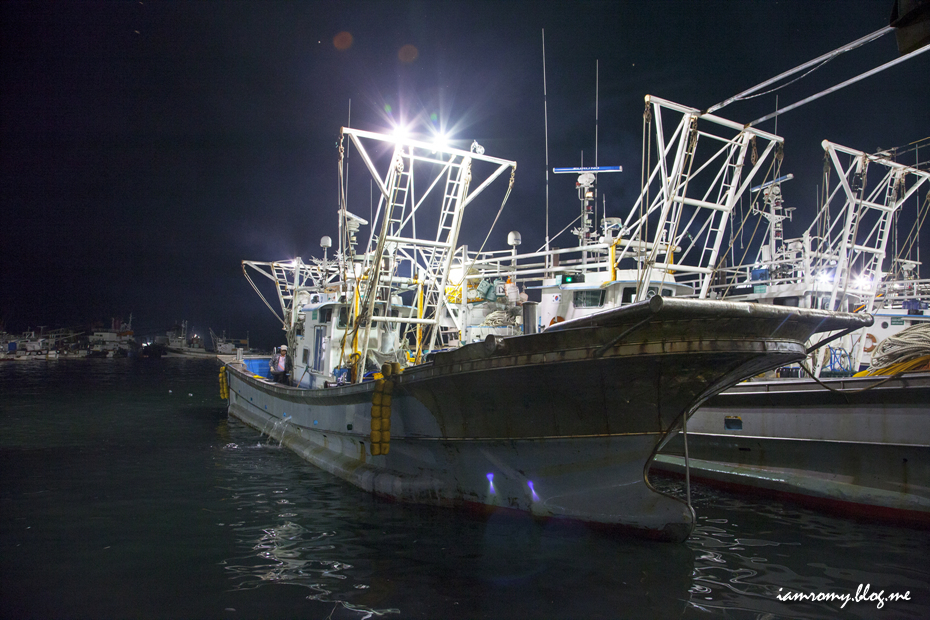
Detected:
[{"left": 270, "top": 344, "right": 291, "bottom": 384}]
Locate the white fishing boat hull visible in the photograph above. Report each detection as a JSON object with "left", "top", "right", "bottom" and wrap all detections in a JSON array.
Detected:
[
  {"left": 654, "top": 372, "right": 930, "bottom": 525},
  {"left": 223, "top": 297, "right": 871, "bottom": 541}
]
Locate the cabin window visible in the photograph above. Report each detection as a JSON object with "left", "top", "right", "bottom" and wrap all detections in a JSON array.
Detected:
[
  {"left": 301, "top": 347, "right": 309, "bottom": 364},
  {"left": 337, "top": 307, "right": 349, "bottom": 328},
  {"left": 662, "top": 288, "right": 673, "bottom": 297},
  {"left": 774, "top": 296, "right": 800, "bottom": 307},
  {"left": 573, "top": 290, "right": 606, "bottom": 308},
  {"left": 320, "top": 308, "right": 333, "bottom": 324},
  {"left": 622, "top": 287, "right": 635, "bottom": 304},
  {"left": 313, "top": 326, "right": 326, "bottom": 372}
]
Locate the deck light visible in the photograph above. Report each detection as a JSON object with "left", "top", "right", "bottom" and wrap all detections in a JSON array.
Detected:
[
  {"left": 392, "top": 124, "right": 409, "bottom": 142},
  {"left": 431, "top": 131, "right": 449, "bottom": 151}
]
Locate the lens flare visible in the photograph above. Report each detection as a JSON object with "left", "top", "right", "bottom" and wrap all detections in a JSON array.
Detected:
[
  {"left": 398, "top": 44, "right": 418, "bottom": 63},
  {"left": 333, "top": 31, "right": 353, "bottom": 51}
]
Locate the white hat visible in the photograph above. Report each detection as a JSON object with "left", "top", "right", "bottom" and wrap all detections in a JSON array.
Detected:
[{"left": 280, "top": 344, "right": 288, "bottom": 351}]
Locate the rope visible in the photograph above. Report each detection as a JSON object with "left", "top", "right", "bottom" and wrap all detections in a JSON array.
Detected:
[
  {"left": 798, "top": 324, "right": 930, "bottom": 395},
  {"left": 480, "top": 310, "right": 512, "bottom": 327},
  {"left": 865, "top": 323, "right": 930, "bottom": 371},
  {"left": 242, "top": 264, "right": 287, "bottom": 328}
]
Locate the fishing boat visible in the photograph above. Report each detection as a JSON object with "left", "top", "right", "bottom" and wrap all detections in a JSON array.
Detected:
[
  {"left": 210, "top": 328, "right": 251, "bottom": 355},
  {"left": 163, "top": 321, "right": 214, "bottom": 357},
  {"left": 653, "top": 140, "right": 930, "bottom": 524},
  {"left": 87, "top": 316, "right": 135, "bottom": 358},
  {"left": 220, "top": 101, "right": 871, "bottom": 541}
]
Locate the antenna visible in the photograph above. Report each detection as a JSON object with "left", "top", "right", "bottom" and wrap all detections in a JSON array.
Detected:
[
  {"left": 345, "top": 99, "right": 352, "bottom": 202},
  {"left": 542, "top": 29, "right": 550, "bottom": 257},
  {"left": 595, "top": 60, "right": 599, "bottom": 168},
  {"left": 595, "top": 59, "right": 599, "bottom": 237}
]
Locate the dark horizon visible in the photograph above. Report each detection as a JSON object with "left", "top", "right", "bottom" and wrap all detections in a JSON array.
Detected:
[{"left": 2, "top": 1, "right": 927, "bottom": 350}]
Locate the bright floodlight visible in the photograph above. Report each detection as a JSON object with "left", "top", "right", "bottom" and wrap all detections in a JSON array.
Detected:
[
  {"left": 432, "top": 131, "right": 449, "bottom": 150},
  {"left": 392, "top": 124, "right": 409, "bottom": 141}
]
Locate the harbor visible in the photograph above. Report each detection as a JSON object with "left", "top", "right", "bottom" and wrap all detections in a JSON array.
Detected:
[{"left": 2, "top": 0, "right": 928, "bottom": 617}]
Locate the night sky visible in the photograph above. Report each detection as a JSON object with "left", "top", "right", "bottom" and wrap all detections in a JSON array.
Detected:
[{"left": 2, "top": 1, "right": 927, "bottom": 349}]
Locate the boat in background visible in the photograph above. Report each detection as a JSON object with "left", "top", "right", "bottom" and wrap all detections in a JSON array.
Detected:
[
  {"left": 221, "top": 106, "right": 869, "bottom": 541},
  {"left": 702, "top": 139, "right": 930, "bottom": 376},
  {"left": 1, "top": 327, "right": 90, "bottom": 360},
  {"left": 655, "top": 140, "right": 930, "bottom": 524},
  {"left": 87, "top": 316, "right": 136, "bottom": 358},
  {"left": 655, "top": 365, "right": 930, "bottom": 525},
  {"left": 162, "top": 321, "right": 214, "bottom": 357},
  {"left": 210, "top": 328, "right": 251, "bottom": 355}
]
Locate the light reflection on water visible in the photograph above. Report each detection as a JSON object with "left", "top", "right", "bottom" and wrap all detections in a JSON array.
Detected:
[
  {"left": 1, "top": 359, "right": 927, "bottom": 619},
  {"left": 649, "top": 476, "right": 930, "bottom": 619},
  {"left": 216, "top": 437, "right": 401, "bottom": 618}
]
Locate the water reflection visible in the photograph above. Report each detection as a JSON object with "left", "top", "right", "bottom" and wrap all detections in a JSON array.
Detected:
[
  {"left": 651, "top": 475, "right": 930, "bottom": 619},
  {"left": 217, "top": 437, "right": 400, "bottom": 618},
  {"left": 3, "top": 359, "right": 926, "bottom": 618},
  {"left": 217, "top": 422, "right": 695, "bottom": 619}
]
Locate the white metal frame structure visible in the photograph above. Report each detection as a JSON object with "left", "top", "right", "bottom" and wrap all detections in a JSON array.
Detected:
[
  {"left": 338, "top": 128, "right": 517, "bottom": 377},
  {"left": 704, "top": 140, "right": 930, "bottom": 375},
  {"left": 615, "top": 95, "right": 785, "bottom": 301}
]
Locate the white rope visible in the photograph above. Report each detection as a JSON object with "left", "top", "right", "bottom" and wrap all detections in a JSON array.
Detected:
[
  {"left": 481, "top": 310, "right": 512, "bottom": 327},
  {"left": 868, "top": 323, "right": 930, "bottom": 370}
]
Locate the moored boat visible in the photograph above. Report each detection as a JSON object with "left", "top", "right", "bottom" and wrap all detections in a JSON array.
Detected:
[
  {"left": 654, "top": 138, "right": 930, "bottom": 525},
  {"left": 654, "top": 368, "right": 930, "bottom": 526},
  {"left": 163, "top": 321, "right": 214, "bottom": 357},
  {"left": 221, "top": 112, "right": 870, "bottom": 541}
]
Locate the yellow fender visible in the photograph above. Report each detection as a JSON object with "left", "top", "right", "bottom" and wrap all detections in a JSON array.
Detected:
[
  {"left": 218, "top": 367, "right": 229, "bottom": 400},
  {"left": 370, "top": 362, "right": 401, "bottom": 455}
]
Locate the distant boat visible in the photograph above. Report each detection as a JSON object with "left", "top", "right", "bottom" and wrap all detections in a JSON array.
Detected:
[
  {"left": 210, "top": 328, "right": 251, "bottom": 355},
  {"left": 87, "top": 315, "right": 135, "bottom": 358},
  {"left": 163, "top": 321, "right": 213, "bottom": 357}
]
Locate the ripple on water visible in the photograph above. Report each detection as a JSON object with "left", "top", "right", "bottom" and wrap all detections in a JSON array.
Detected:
[{"left": 649, "top": 474, "right": 930, "bottom": 619}]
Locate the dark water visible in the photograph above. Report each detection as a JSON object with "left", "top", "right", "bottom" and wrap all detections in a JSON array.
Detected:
[{"left": 1, "top": 359, "right": 927, "bottom": 619}]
